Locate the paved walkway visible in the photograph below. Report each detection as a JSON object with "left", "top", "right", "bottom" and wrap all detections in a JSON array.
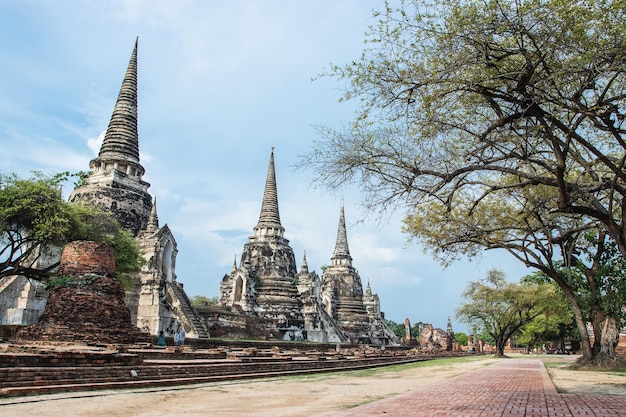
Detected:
[{"left": 331, "top": 359, "right": 626, "bottom": 417}]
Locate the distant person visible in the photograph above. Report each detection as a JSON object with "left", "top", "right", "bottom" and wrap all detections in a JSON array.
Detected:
[
  {"left": 157, "top": 330, "right": 166, "bottom": 347},
  {"left": 177, "top": 326, "right": 186, "bottom": 346}
]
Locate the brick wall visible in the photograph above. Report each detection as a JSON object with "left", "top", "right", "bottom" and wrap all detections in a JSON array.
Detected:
[{"left": 58, "top": 240, "right": 116, "bottom": 277}]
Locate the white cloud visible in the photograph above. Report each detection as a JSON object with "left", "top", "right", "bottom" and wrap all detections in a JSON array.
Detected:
[{"left": 87, "top": 131, "right": 105, "bottom": 156}]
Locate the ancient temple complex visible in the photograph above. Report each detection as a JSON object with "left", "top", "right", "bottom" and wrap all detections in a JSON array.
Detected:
[
  {"left": 0, "top": 38, "right": 397, "bottom": 345},
  {"left": 0, "top": 39, "right": 208, "bottom": 339},
  {"left": 68, "top": 39, "right": 208, "bottom": 339},
  {"left": 68, "top": 39, "right": 152, "bottom": 236},
  {"left": 217, "top": 150, "right": 398, "bottom": 344}
]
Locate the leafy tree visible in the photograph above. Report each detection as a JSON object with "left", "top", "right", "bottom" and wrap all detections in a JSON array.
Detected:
[
  {"left": 411, "top": 321, "right": 426, "bottom": 338},
  {"left": 384, "top": 319, "right": 405, "bottom": 339},
  {"left": 455, "top": 332, "right": 468, "bottom": 346},
  {"left": 456, "top": 269, "right": 563, "bottom": 357},
  {"left": 301, "top": 0, "right": 626, "bottom": 363},
  {"left": 522, "top": 233, "right": 626, "bottom": 362},
  {"left": 575, "top": 232, "right": 626, "bottom": 360},
  {"left": 190, "top": 295, "right": 219, "bottom": 308},
  {"left": 1, "top": 172, "right": 73, "bottom": 280},
  {"left": 0, "top": 172, "right": 143, "bottom": 285},
  {"left": 478, "top": 331, "right": 495, "bottom": 347},
  {"left": 517, "top": 311, "right": 571, "bottom": 351}
]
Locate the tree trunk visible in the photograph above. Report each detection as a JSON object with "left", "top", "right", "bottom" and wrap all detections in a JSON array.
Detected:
[
  {"left": 600, "top": 316, "right": 619, "bottom": 359},
  {"left": 569, "top": 299, "right": 594, "bottom": 360},
  {"left": 551, "top": 275, "right": 594, "bottom": 360},
  {"left": 494, "top": 336, "right": 506, "bottom": 357}
]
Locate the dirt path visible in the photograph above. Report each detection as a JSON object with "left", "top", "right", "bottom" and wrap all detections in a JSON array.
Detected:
[{"left": 0, "top": 355, "right": 623, "bottom": 417}]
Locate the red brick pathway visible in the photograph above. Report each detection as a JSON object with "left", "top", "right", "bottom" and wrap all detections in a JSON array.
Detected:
[{"left": 331, "top": 359, "right": 626, "bottom": 416}]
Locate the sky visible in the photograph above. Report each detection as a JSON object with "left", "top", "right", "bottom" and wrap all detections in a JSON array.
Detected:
[{"left": 0, "top": 0, "right": 534, "bottom": 334}]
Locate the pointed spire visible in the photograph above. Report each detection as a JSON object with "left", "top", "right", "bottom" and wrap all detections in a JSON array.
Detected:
[
  {"left": 97, "top": 37, "right": 143, "bottom": 168},
  {"left": 365, "top": 280, "right": 372, "bottom": 296},
  {"left": 232, "top": 255, "right": 238, "bottom": 273},
  {"left": 145, "top": 196, "right": 159, "bottom": 233},
  {"left": 300, "top": 250, "right": 309, "bottom": 274},
  {"left": 253, "top": 148, "right": 285, "bottom": 238},
  {"left": 331, "top": 201, "right": 352, "bottom": 266},
  {"left": 447, "top": 316, "right": 453, "bottom": 333}
]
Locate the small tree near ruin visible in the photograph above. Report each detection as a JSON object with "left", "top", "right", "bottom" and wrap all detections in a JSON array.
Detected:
[
  {"left": 456, "top": 269, "right": 563, "bottom": 357},
  {"left": 0, "top": 172, "right": 143, "bottom": 285}
]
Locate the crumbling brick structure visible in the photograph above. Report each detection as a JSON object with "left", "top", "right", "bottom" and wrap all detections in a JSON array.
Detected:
[{"left": 17, "top": 241, "right": 150, "bottom": 344}]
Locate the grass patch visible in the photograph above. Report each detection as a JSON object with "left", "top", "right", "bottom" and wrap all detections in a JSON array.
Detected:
[
  {"left": 340, "top": 395, "right": 389, "bottom": 409},
  {"left": 272, "top": 355, "right": 495, "bottom": 381},
  {"left": 342, "top": 356, "right": 493, "bottom": 377},
  {"left": 542, "top": 356, "right": 626, "bottom": 377}
]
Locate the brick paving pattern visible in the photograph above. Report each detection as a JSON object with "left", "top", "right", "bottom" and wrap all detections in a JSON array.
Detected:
[{"left": 331, "top": 359, "right": 626, "bottom": 417}]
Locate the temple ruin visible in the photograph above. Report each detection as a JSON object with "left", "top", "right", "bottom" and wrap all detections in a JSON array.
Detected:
[
  {"left": 0, "top": 39, "right": 207, "bottom": 339},
  {"left": 0, "top": 38, "right": 398, "bottom": 345},
  {"left": 17, "top": 241, "right": 151, "bottom": 344},
  {"left": 216, "top": 150, "right": 398, "bottom": 344}
]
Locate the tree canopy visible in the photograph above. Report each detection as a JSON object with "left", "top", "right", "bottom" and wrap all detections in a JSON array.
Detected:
[
  {"left": 305, "top": 0, "right": 626, "bottom": 250},
  {"left": 0, "top": 172, "right": 143, "bottom": 284},
  {"left": 456, "top": 269, "right": 563, "bottom": 356},
  {"left": 301, "top": 0, "right": 626, "bottom": 362},
  {"left": 522, "top": 232, "right": 626, "bottom": 361}
]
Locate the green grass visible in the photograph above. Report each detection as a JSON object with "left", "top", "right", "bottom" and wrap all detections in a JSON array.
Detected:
[
  {"left": 344, "top": 356, "right": 495, "bottom": 377},
  {"left": 541, "top": 356, "right": 626, "bottom": 376},
  {"left": 270, "top": 355, "right": 495, "bottom": 381}
]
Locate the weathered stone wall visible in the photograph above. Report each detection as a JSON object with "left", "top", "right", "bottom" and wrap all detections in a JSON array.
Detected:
[
  {"left": 419, "top": 324, "right": 456, "bottom": 351},
  {"left": 0, "top": 277, "right": 45, "bottom": 325},
  {"left": 197, "top": 305, "right": 279, "bottom": 340},
  {"left": 69, "top": 183, "right": 152, "bottom": 236}
]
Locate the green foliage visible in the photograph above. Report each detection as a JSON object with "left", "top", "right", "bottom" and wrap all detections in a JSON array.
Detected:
[
  {"left": 190, "top": 295, "right": 219, "bottom": 307},
  {"left": 478, "top": 332, "right": 495, "bottom": 346},
  {"left": 72, "top": 171, "right": 89, "bottom": 188},
  {"left": 1, "top": 172, "right": 76, "bottom": 280},
  {"left": 410, "top": 321, "right": 425, "bottom": 338},
  {"left": 456, "top": 269, "right": 565, "bottom": 356},
  {"left": 0, "top": 172, "right": 144, "bottom": 286},
  {"left": 0, "top": 171, "right": 72, "bottom": 244},
  {"left": 62, "top": 203, "right": 144, "bottom": 289},
  {"left": 519, "top": 271, "right": 576, "bottom": 347},
  {"left": 455, "top": 332, "right": 468, "bottom": 346},
  {"left": 45, "top": 275, "right": 74, "bottom": 290},
  {"left": 579, "top": 233, "right": 626, "bottom": 329},
  {"left": 384, "top": 319, "right": 406, "bottom": 339},
  {"left": 302, "top": 0, "right": 626, "bottom": 363}
]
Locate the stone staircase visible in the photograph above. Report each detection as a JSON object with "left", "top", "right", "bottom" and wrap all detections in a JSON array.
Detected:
[
  {"left": 0, "top": 350, "right": 424, "bottom": 397},
  {"left": 318, "top": 306, "right": 350, "bottom": 343},
  {"left": 166, "top": 281, "right": 210, "bottom": 338}
]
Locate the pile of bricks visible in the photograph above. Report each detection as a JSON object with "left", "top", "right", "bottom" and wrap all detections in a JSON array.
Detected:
[{"left": 17, "top": 241, "right": 150, "bottom": 345}]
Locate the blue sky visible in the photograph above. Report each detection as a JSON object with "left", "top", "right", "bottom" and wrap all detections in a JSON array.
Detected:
[{"left": 0, "top": 0, "right": 533, "bottom": 334}]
